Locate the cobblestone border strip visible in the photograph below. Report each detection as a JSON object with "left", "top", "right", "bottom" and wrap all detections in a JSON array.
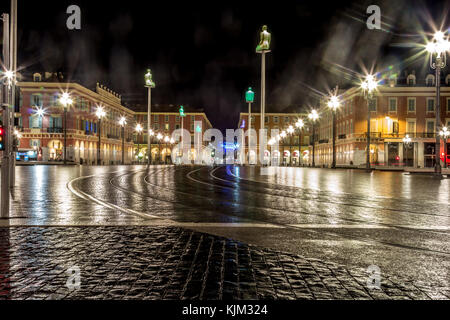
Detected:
[{"left": 0, "top": 226, "right": 448, "bottom": 300}]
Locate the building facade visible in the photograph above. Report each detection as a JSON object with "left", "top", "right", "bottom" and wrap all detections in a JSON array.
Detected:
[
  {"left": 14, "top": 75, "right": 213, "bottom": 165},
  {"left": 237, "top": 112, "right": 311, "bottom": 165},
  {"left": 311, "top": 75, "right": 450, "bottom": 168},
  {"left": 133, "top": 106, "right": 213, "bottom": 164}
]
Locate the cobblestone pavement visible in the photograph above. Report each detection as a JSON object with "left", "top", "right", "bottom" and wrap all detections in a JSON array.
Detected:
[{"left": 0, "top": 226, "right": 448, "bottom": 300}]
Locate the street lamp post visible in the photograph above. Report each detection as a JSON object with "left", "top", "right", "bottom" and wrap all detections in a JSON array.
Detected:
[
  {"left": 245, "top": 87, "right": 254, "bottom": 164},
  {"left": 426, "top": 31, "right": 450, "bottom": 177},
  {"left": 280, "top": 130, "right": 287, "bottom": 166},
  {"left": 361, "top": 74, "right": 378, "bottom": 172},
  {"left": 157, "top": 133, "right": 163, "bottom": 164},
  {"left": 136, "top": 123, "right": 143, "bottom": 164},
  {"left": 256, "top": 26, "right": 271, "bottom": 156},
  {"left": 119, "top": 116, "right": 127, "bottom": 164},
  {"left": 60, "top": 92, "right": 73, "bottom": 165},
  {"left": 145, "top": 69, "right": 155, "bottom": 166},
  {"left": 287, "top": 125, "right": 294, "bottom": 166},
  {"left": 164, "top": 136, "right": 170, "bottom": 164},
  {"left": 439, "top": 127, "right": 449, "bottom": 168},
  {"left": 96, "top": 106, "right": 106, "bottom": 165},
  {"left": 308, "top": 110, "right": 319, "bottom": 167},
  {"left": 148, "top": 129, "right": 155, "bottom": 164},
  {"left": 179, "top": 105, "right": 186, "bottom": 163},
  {"left": 403, "top": 134, "right": 412, "bottom": 167},
  {"left": 295, "top": 119, "right": 305, "bottom": 166},
  {"left": 327, "top": 87, "right": 340, "bottom": 169}
]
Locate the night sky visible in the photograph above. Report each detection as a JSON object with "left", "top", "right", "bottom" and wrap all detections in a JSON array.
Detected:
[{"left": 1, "top": 0, "right": 449, "bottom": 130}]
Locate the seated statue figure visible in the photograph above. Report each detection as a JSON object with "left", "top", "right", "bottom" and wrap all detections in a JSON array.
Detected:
[{"left": 256, "top": 25, "right": 271, "bottom": 52}]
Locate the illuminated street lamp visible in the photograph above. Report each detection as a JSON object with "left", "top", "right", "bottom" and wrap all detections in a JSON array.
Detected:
[
  {"left": 287, "top": 125, "right": 295, "bottom": 166},
  {"left": 135, "top": 123, "right": 144, "bottom": 164},
  {"left": 403, "top": 134, "right": 412, "bottom": 167},
  {"left": 96, "top": 106, "right": 106, "bottom": 165},
  {"left": 119, "top": 116, "right": 127, "bottom": 164},
  {"left": 308, "top": 109, "right": 319, "bottom": 167},
  {"left": 360, "top": 74, "right": 378, "bottom": 171},
  {"left": 59, "top": 92, "right": 73, "bottom": 165},
  {"left": 295, "top": 119, "right": 305, "bottom": 166},
  {"left": 439, "top": 127, "right": 450, "bottom": 168},
  {"left": 327, "top": 88, "right": 341, "bottom": 169},
  {"left": 426, "top": 31, "right": 450, "bottom": 176}
]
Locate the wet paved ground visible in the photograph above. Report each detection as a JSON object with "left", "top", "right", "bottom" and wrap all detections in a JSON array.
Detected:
[
  {"left": 0, "top": 165, "right": 449, "bottom": 299},
  {"left": 0, "top": 227, "right": 446, "bottom": 300}
]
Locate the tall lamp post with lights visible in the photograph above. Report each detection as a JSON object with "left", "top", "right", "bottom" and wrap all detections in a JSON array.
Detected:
[
  {"left": 426, "top": 31, "right": 450, "bottom": 176},
  {"left": 179, "top": 105, "right": 186, "bottom": 163},
  {"left": 245, "top": 87, "right": 254, "bottom": 164},
  {"left": 295, "top": 118, "right": 305, "bottom": 166},
  {"left": 308, "top": 110, "right": 319, "bottom": 167},
  {"left": 361, "top": 74, "right": 378, "bottom": 171},
  {"left": 256, "top": 26, "right": 271, "bottom": 149},
  {"left": 287, "top": 125, "right": 295, "bottom": 166},
  {"left": 136, "top": 123, "right": 143, "bottom": 164},
  {"left": 119, "top": 116, "right": 127, "bottom": 164},
  {"left": 246, "top": 88, "right": 255, "bottom": 163},
  {"left": 403, "top": 134, "right": 412, "bottom": 167},
  {"left": 439, "top": 127, "right": 449, "bottom": 168},
  {"left": 60, "top": 92, "right": 73, "bottom": 165},
  {"left": 327, "top": 88, "right": 340, "bottom": 169},
  {"left": 96, "top": 106, "right": 106, "bottom": 165},
  {"left": 157, "top": 133, "right": 163, "bottom": 164},
  {"left": 145, "top": 69, "right": 155, "bottom": 165}
]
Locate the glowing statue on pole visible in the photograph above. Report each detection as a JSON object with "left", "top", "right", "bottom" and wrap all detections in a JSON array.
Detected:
[{"left": 256, "top": 25, "right": 271, "bottom": 52}]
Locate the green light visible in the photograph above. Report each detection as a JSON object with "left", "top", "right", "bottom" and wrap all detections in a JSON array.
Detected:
[
  {"left": 179, "top": 105, "right": 186, "bottom": 117},
  {"left": 196, "top": 125, "right": 202, "bottom": 133},
  {"left": 245, "top": 87, "right": 254, "bottom": 103}
]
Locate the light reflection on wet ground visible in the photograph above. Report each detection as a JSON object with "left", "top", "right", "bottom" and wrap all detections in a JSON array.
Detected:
[{"left": 1, "top": 164, "right": 449, "bottom": 290}]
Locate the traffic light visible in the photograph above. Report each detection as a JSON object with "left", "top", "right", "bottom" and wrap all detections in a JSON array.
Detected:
[
  {"left": 0, "top": 126, "right": 4, "bottom": 151},
  {"left": 211, "top": 149, "right": 215, "bottom": 158}
]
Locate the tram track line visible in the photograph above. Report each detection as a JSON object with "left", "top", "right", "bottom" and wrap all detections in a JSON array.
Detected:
[
  {"left": 69, "top": 165, "right": 450, "bottom": 257},
  {"left": 219, "top": 166, "right": 450, "bottom": 219}
]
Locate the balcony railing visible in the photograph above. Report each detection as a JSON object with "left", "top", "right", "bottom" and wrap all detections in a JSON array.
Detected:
[
  {"left": 107, "top": 134, "right": 120, "bottom": 139},
  {"left": 47, "top": 127, "right": 63, "bottom": 133}
]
